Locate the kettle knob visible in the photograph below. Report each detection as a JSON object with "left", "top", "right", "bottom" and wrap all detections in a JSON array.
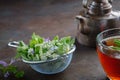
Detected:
[{"left": 82, "top": 0, "right": 113, "bottom": 9}]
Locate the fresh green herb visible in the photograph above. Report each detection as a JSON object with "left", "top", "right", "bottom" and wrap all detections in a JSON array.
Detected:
[
  {"left": 0, "top": 59, "right": 24, "bottom": 79},
  {"left": 16, "top": 33, "right": 75, "bottom": 61},
  {"left": 114, "top": 39, "right": 120, "bottom": 47},
  {"left": 111, "top": 39, "right": 120, "bottom": 50}
]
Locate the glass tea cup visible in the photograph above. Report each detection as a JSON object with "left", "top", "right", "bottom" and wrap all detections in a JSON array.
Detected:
[{"left": 96, "top": 28, "right": 120, "bottom": 80}]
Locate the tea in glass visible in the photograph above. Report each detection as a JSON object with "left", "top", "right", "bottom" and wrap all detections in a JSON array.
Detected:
[{"left": 96, "top": 28, "right": 120, "bottom": 80}]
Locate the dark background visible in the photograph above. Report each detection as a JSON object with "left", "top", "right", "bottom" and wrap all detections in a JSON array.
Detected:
[{"left": 0, "top": 0, "right": 120, "bottom": 80}]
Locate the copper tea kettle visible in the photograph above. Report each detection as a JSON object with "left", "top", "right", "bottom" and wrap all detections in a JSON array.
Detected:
[{"left": 76, "top": 0, "right": 120, "bottom": 47}]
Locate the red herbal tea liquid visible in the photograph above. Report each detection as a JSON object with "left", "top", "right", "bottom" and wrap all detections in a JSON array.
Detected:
[{"left": 97, "top": 36, "right": 120, "bottom": 80}]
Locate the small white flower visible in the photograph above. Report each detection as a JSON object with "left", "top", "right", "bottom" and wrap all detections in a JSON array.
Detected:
[{"left": 28, "top": 48, "right": 34, "bottom": 54}]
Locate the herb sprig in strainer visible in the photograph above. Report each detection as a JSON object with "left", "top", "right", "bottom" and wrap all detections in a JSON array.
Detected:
[{"left": 16, "top": 33, "right": 75, "bottom": 61}]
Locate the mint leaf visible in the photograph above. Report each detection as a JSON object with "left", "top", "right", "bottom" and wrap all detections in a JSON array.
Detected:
[
  {"left": 29, "top": 33, "right": 44, "bottom": 48},
  {"left": 111, "top": 46, "right": 120, "bottom": 50},
  {"left": 53, "top": 35, "right": 59, "bottom": 41},
  {"left": 0, "top": 60, "right": 24, "bottom": 79},
  {"left": 15, "top": 71, "right": 24, "bottom": 78},
  {"left": 19, "top": 41, "right": 26, "bottom": 47},
  {"left": 114, "top": 39, "right": 120, "bottom": 47},
  {"left": 16, "top": 33, "right": 75, "bottom": 61}
]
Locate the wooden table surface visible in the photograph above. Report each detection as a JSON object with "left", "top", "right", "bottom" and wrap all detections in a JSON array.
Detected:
[{"left": 0, "top": 0, "right": 120, "bottom": 80}]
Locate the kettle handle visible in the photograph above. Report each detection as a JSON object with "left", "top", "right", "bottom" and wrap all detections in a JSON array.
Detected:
[
  {"left": 76, "top": 15, "right": 86, "bottom": 29},
  {"left": 76, "top": 15, "right": 90, "bottom": 34}
]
